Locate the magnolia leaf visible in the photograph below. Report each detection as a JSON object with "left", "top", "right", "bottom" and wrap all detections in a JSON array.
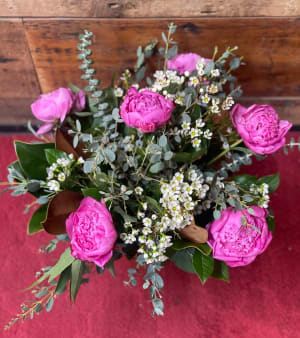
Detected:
[
  {"left": 14, "top": 141, "right": 55, "bottom": 180},
  {"left": 70, "top": 260, "right": 85, "bottom": 303},
  {"left": 172, "top": 239, "right": 212, "bottom": 256},
  {"left": 82, "top": 188, "right": 103, "bottom": 201},
  {"left": 257, "top": 173, "right": 280, "bottom": 193},
  {"left": 45, "top": 149, "right": 69, "bottom": 165},
  {"left": 170, "top": 249, "right": 196, "bottom": 274},
  {"left": 55, "top": 128, "right": 88, "bottom": 160},
  {"left": 231, "top": 174, "right": 258, "bottom": 188},
  {"left": 211, "top": 259, "right": 229, "bottom": 282},
  {"left": 192, "top": 250, "right": 214, "bottom": 284},
  {"left": 25, "top": 248, "right": 75, "bottom": 290},
  {"left": 42, "top": 191, "right": 83, "bottom": 234},
  {"left": 27, "top": 203, "right": 48, "bottom": 235}
]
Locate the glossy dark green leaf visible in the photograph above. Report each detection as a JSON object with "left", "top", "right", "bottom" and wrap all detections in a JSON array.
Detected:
[
  {"left": 173, "top": 149, "right": 205, "bottom": 163},
  {"left": 231, "top": 174, "right": 258, "bottom": 189},
  {"left": 105, "top": 259, "right": 116, "bottom": 278},
  {"left": 172, "top": 239, "right": 212, "bottom": 256},
  {"left": 192, "top": 251, "right": 214, "bottom": 284},
  {"left": 27, "top": 203, "right": 48, "bottom": 235},
  {"left": 81, "top": 188, "right": 103, "bottom": 201},
  {"left": 266, "top": 210, "right": 276, "bottom": 233},
  {"left": 257, "top": 173, "right": 280, "bottom": 193},
  {"left": 70, "top": 259, "right": 84, "bottom": 303},
  {"left": 14, "top": 141, "right": 55, "bottom": 180},
  {"left": 211, "top": 259, "right": 229, "bottom": 282},
  {"left": 45, "top": 149, "right": 69, "bottom": 165},
  {"left": 171, "top": 249, "right": 196, "bottom": 274},
  {"left": 55, "top": 265, "right": 71, "bottom": 295}
]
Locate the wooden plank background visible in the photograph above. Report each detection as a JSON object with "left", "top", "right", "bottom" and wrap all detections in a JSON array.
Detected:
[
  {"left": 1, "top": 0, "right": 299, "bottom": 17},
  {"left": 0, "top": 7, "right": 299, "bottom": 126}
]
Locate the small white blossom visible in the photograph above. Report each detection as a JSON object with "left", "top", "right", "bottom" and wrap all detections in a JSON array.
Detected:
[
  {"left": 114, "top": 87, "right": 124, "bottom": 97},
  {"left": 201, "top": 94, "right": 210, "bottom": 104},
  {"left": 211, "top": 69, "right": 220, "bottom": 77},
  {"left": 58, "top": 173, "right": 66, "bottom": 182},
  {"left": 77, "top": 156, "right": 84, "bottom": 164},
  {"left": 135, "top": 187, "right": 143, "bottom": 195},
  {"left": 192, "top": 138, "right": 201, "bottom": 148},
  {"left": 47, "top": 180, "right": 60, "bottom": 192}
]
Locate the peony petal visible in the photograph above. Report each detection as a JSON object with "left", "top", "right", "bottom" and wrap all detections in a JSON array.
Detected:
[{"left": 36, "top": 122, "right": 54, "bottom": 135}]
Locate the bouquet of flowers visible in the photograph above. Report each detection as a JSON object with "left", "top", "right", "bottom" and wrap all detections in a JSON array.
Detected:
[{"left": 3, "top": 23, "right": 293, "bottom": 328}]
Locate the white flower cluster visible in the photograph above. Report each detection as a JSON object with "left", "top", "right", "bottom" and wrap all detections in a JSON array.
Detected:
[
  {"left": 120, "top": 170, "right": 211, "bottom": 264},
  {"left": 151, "top": 70, "right": 184, "bottom": 93},
  {"left": 160, "top": 170, "right": 209, "bottom": 230},
  {"left": 120, "top": 214, "right": 172, "bottom": 264},
  {"left": 222, "top": 96, "right": 235, "bottom": 110},
  {"left": 181, "top": 118, "right": 213, "bottom": 149},
  {"left": 196, "top": 58, "right": 207, "bottom": 77},
  {"left": 250, "top": 183, "right": 270, "bottom": 208},
  {"left": 46, "top": 154, "right": 84, "bottom": 192}
]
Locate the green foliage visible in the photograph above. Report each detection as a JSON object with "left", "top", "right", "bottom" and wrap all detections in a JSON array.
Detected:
[
  {"left": 257, "top": 174, "right": 280, "bottom": 193},
  {"left": 26, "top": 248, "right": 75, "bottom": 290},
  {"left": 232, "top": 173, "right": 280, "bottom": 193},
  {"left": 211, "top": 260, "right": 229, "bottom": 282},
  {"left": 45, "top": 149, "right": 69, "bottom": 165},
  {"left": 27, "top": 204, "right": 48, "bottom": 234},
  {"left": 170, "top": 249, "right": 196, "bottom": 274},
  {"left": 172, "top": 239, "right": 211, "bottom": 256},
  {"left": 55, "top": 266, "right": 71, "bottom": 295},
  {"left": 14, "top": 141, "right": 55, "bottom": 180},
  {"left": 82, "top": 188, "right": 103, "bottom": 200},
  {"left": 266, "top": 210, "right": 276, "bottom": 233},
  {"left": 70, "top": 260, "right": 85, "bottom": 302},
  {"left": 192, "top": 251, "right": 214, "bottom": 284}
]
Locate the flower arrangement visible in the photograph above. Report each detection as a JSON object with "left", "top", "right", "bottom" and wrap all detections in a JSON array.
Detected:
[{"left": 2, "top": 23, "right": 294, "bottom": 328}]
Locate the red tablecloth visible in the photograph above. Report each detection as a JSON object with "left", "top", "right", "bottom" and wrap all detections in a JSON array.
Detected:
[{"left": 0, "top": 133, "right": 299, "bottom": 338}]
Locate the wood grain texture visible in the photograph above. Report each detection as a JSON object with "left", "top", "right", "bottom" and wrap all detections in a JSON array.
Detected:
[
  {"left": 24, "top": 18, "right": 300, "bottom": 97},
  {"left": 0, "top": 19, "right": 40, "bottom": 125},
  {"left": 1, "top": 0, "right": 300, "bottom": 17},
  {"left": 0, "top": 19, "right": 40, "bottom": 98}
]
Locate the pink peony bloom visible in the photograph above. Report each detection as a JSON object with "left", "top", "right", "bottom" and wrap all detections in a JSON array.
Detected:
[
  {"left": 120, "top": 87, "right": 175, "bottom": 133},
  {"left": 66, "top": 197, "right": 117, "bottom": 268},
  {"left": 206, "top": 207, "right": 272, "bottom": 267},
  {"left": 167, "top": 53, "right": 211, "bottom": 75},
  {"left": 72, "top": 90, "right": 86, "bottom": 112},
  {"left": 231, "top": 104, "right": 292, "bottom": 155},
  {"left": 31, "top": 88, "right": 85, "bottom": 135}
]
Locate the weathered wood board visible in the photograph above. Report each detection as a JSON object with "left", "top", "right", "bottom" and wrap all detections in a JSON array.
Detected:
[
  {"left": 0, "top": 19, "right": 40, "bottom": 124},
  {"left": 0, "top": 17, "right": 299, "bottom": 125},
  {"left": 0, "top": 20, "right": 40, "bottom": 98},
  {"left": 24, "top": 18, "right": 300, "bottom": 97},
  {"left": 1, "top": 0, "right": 300, "bottom": 17}
]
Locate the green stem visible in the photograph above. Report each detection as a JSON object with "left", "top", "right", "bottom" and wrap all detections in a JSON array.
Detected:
[{"left": 208, "top": 139, "right": 243, "bottom": 166}]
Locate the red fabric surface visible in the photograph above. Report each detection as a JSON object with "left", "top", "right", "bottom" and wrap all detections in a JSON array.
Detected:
[{"left": 0, "top": 133, "right": 299, "bottom": 338}]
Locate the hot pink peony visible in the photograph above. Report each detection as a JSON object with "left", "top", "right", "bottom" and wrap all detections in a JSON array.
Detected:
[
  {"left": 72, "top": 90, "right": 86, "bottom": 112},
  {"left": 206, "top": 207, "right": 272, "bottom": 267},
  {"left": 120, "top": 87, "right": 175, "bottom": 133},
  {"left": 31, "top": 88, "right": 85, "bottom": 135},
  {"left": 231, "top": 104, "right": 292, "bottom": 155},
  {"left": 66, "top": 197, "right": 117, "bottom": 268},
  {"left": 167, "top": 53, "right": 211, "bottom": 75}
]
